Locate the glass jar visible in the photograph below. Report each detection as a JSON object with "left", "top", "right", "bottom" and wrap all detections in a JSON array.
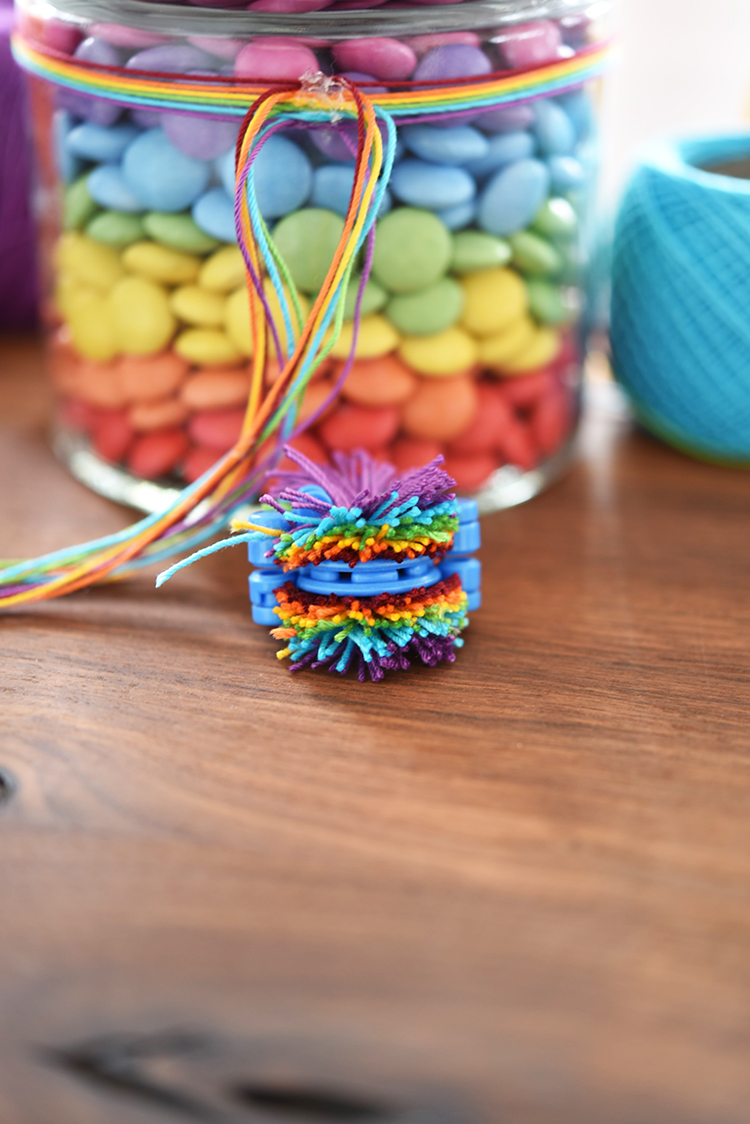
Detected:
[{"left": 14, "top": 0, "right": 614, "bottom": 513}]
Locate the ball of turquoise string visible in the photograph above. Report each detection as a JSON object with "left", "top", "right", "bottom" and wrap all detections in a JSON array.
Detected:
[{"left": 611, "top": 134, "right": 750, "bottom": 464}]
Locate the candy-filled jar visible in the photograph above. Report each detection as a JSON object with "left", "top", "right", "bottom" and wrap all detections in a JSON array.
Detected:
[{"left": 14, "top": 0, "right": 614, "bottom": 511}]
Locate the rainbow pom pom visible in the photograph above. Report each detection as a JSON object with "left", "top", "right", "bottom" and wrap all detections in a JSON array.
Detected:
[{"left": 157, "top": 447, "right": 481, "bottom": 680}]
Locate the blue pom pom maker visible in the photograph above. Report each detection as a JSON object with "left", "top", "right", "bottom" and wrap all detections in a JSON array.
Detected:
[{"left": 248, "top": 489, "right": 482, "bottom": 627}]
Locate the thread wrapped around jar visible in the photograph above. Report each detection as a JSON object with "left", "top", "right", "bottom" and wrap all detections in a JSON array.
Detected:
[{"left": 13, "top": 0, "right": 614, "bottom": 510}]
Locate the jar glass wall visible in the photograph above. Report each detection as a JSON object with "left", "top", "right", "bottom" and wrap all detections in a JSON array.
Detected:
[{"left": 15, "top": 0, "right": 614, "bottom": 512}]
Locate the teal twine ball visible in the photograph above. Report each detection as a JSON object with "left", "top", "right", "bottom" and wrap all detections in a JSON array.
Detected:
[{"left": 611, "top": 133, "right": 750, "bottom": 464}]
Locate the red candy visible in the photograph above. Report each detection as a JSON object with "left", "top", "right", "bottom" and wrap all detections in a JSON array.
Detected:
[
  {"left": 318, "top": 402, "right": 400, "bottom": 451},
  {"left": 446, "top": 381, "right": 514, "bottom": 455},
  {"left": 128, "top": 428, "right": 189, "bottom": 478},
  {"left": 92, "top": 409, "right": 134, "bottom": 464},
  {"left": 188, "top": 408, "right": 245, "bottom": 452},
  {"left": 442, "top": 452, "right": 499, "bottom": 492}
]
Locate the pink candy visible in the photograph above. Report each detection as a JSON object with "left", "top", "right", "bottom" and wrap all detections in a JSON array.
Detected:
[
  {"left": 234, "top": 38, "right": 319, "bottom": 80},
  {"left": 331, "top": 38, "right": 417, "bottom": 80},
  {"left": 495, "top": 20, "right": 563, "bottom": 70}
]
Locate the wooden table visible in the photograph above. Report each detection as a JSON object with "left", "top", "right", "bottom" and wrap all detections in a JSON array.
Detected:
[{"left": 2, "top": 336, "right": 749, "bottom": 1124}]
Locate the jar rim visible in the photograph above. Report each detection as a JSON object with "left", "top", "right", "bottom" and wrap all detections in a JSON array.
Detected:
[{"left": 23, "top": 0, "right": 609, "bottom": 42}]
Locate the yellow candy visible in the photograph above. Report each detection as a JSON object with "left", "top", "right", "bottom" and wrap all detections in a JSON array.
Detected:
[
  {"left": 478, "top": 316, "right": 537, "bottom": 368},
  {"left": 460, "top": 268, "right": 528, "bottom": 337},
  {"left": 198, "top": 246, "right": 246, "bottom": 293},
  {"left": 123, "top": 241, "right": 201, "bottom": 285},
  {"left": 56, "top": 232, "right": 123, "bottom": 291},
  {"left": 501, "top": 326, "right": 561, "bottom": 373},
  {"left": 328, "top": 314, "right": 400, "bottom": 360},
  {"left": 108, "top": 276, "right": 176, "bottom": 356},
  {"left": 170, "top": 285, "right": 226, "bottom": 328},
  {"left": 174, "top": 328, "right": 243, "bottom": 367},
  {"left": 399, "top": 326, "right": 477, "bottom": 376},
  {"left": 66, "top": 288, "right": 118, "bottom": 361},
  {"left": 224, "top": 281, "right": 310, "bottom": 359}
]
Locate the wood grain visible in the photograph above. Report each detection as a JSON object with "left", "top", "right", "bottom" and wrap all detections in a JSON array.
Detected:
[{"left": 1, "top": 336, "right": 749, "bottom": 1124}]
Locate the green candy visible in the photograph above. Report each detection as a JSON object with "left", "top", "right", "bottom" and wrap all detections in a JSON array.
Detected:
[
  {"left": 64, "top": 176, "right": 99, "bottom": 231},
  {"left": 86, "top": 211, "right": 146, "bottom": 247},
  {"left": 531, "top": 197, "right": 578, "bottom": 241},
  {"left": 385, "top": 277, "right": 464, "bottom": 336},
  {"left": 450, "top": 230, "right": 511, "bottom": 274},
  {"left": 371, "top": 208, "right": 452, "bottom": 294},
  {"left": 143, "top": 211, "right": 220, "bottom": 254},
  {"left": 273, "top": 208, "right": 345, "bottom": 294},
  {"left": 343, "top": 275, "right": 388, "bottom": 320},
  {"left": 509, "top": 231, "right": 563, "bottom": 277},
  {"left": 526, "top": 278, "right": 575, "bottom": 326}
]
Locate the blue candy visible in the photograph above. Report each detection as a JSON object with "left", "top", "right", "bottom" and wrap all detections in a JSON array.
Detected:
[
  {"left": 66, "top": 121, "right": 138, "bottom": 163},
  {"left": 401, "top": 124, "right": 489, "bottom": 166},
  {"left": 192, "top": 187, "right": 237, "bottom": 243},
  {"left": 122, "top": 128, "right": 211, "bottom": 212},
  {"left": 533, "top": 99, "right": 577, "bottom": 156},
  {"left": 216, "top": 133, "right": 313, "bottom": 221},
  {"left": 464, "top": 130, "right": 536, "bottom": 179},
  {"left": 557, "top": 90, "right": 594, "bottom": 142},
  {"left": 437, "top": 200, "right": 476, "bottom": 231},
  {"left": 548, "top": 155, "right": 586, "bottom": 191},
  {"left": 310, "top": 164, "right": 391, "bottom": 219},
  {"left": 477, "top": 158, "right": 550, "bottom": 237},
  {"left": 53, "top": 110, "right": 81, "bottom": 185},
  {"left": 86, "top": 164, "right": 143, "bottom": 212},
  {"left": 390, "top": 159, "right": 475, "bottom": 211}
]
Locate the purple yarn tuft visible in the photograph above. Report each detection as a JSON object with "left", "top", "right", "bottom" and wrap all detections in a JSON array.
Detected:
[{"left": 263, "top": 445, "right": 457, "bottom": 521}]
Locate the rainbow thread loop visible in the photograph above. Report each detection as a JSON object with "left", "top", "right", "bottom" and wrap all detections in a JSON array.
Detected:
[{"left": 0, "top": 75, "right": 394, "bottom": 607}]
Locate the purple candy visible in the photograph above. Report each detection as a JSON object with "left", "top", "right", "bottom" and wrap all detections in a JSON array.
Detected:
[
  {"left": 131, "top": 108, "right": 162, "bottom": 129},
  {"left": 559, "top": 15, "right": 591, "bottom": 49},
  {"left": 126, "top": 44, "right": 216, "bottom": 72},
  {"left": 249, "top": 0, "right": 332, "bottom": 10},
  {"left": 73, "top": 36, "right": 121, "bottom": 67},
  {"left": 339, "top": 70, "right": 388, "bottom": 94},
  {"left": 476, "top": 104, "right": 535, "bottom": 134},
  {"left": 56, "top": 87, "right": 121, "bottom": 127},
  {"left": 413, "top": 44, "right": 492, "bottom": 82},
  {"left": 495, "top": 21, "right": 563, "bottom": 70},
  {"left": 161, "top": 112, "right": 239, "bottom": 160}
]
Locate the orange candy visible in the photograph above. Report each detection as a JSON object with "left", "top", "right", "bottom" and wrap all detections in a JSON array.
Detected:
[
  {"left": 337, "top": 355, "right": 417, "bottom": 408},
  {"left": 73, "top": 359, "right": 129, "bottom": 410},
  {"left": 117, "top": 352, "right": 190, "bottom": 403},
  {"left": 129, "top": 397, "right": 189, "bottom": 432},
  {"left": 180, "top": 368, "right": 251, "bottom": 411},
  {"left": 318, "top": 402, "right": 400, "bottom": 452},
  {"left": 401, "top": 375, "right": 478, "bottom": 442}
]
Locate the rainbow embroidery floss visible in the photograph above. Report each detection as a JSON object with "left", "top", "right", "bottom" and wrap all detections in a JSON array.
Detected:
[{"left": 157, "top": 448, "right": 482, "bottom": 681}]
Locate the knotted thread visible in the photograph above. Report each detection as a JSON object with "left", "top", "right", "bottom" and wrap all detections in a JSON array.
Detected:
[{"left": 611, "top": 133, "right": 750, "bottom": 464}]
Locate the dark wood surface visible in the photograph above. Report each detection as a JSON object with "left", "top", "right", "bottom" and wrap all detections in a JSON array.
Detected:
[{"left": 2, "top": 335, "right": 749, "bottom": 1124}]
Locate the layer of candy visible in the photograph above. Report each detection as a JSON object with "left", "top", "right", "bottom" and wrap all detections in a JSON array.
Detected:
[
  {"left": 29, "top": 13, "right": 598, "bottom": 494},
  {"left": 255, "top": 449, "right": 458, "bottom": 568},
  {"left": 270, "top": 572, "right": 468, "bottom": 681}
]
